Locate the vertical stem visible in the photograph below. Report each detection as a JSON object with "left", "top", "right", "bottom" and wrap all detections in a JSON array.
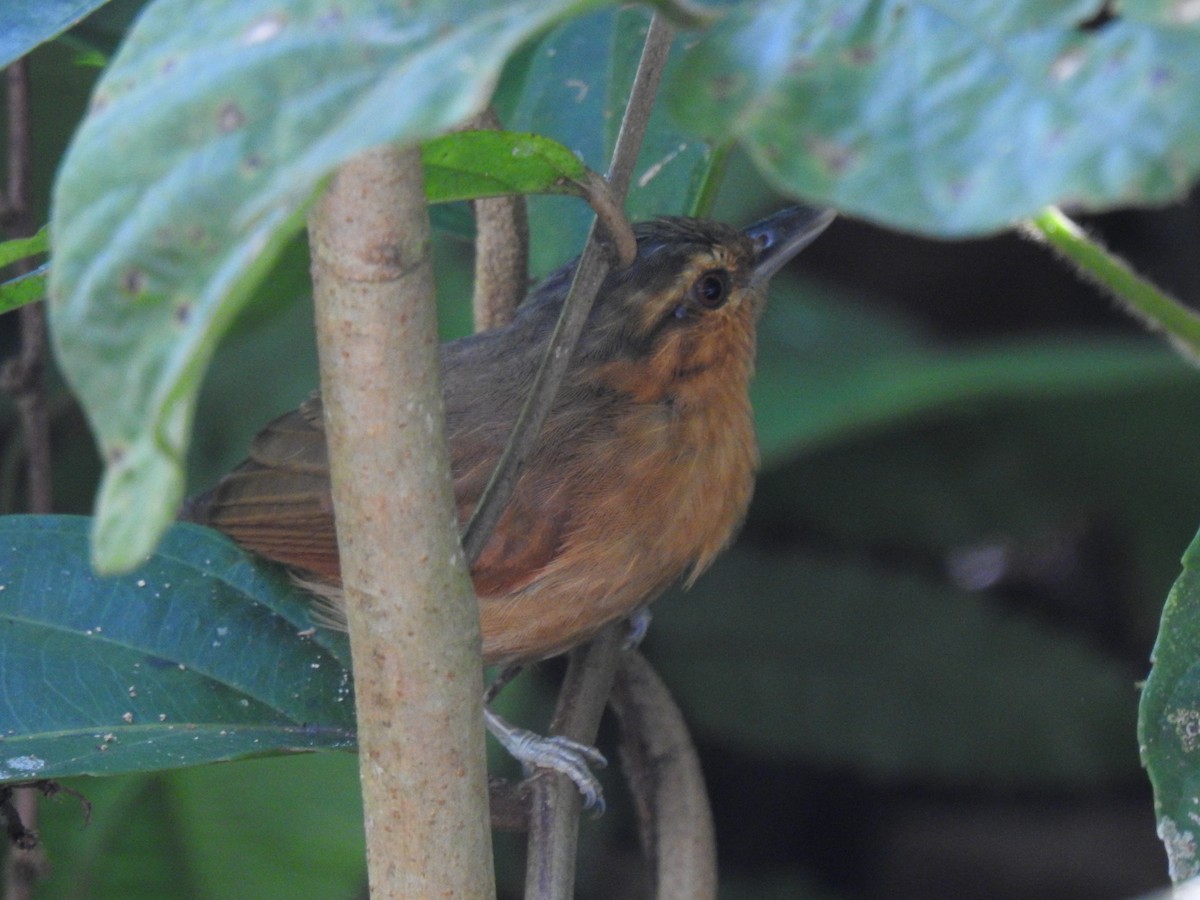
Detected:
[
  {"left": 472, "top": 190, "right": 528, "bottom": 330},
  {"left": 524, "top": 625, "right": 627, "bottom": 897},
  {"left": 2, "top": 58, "right": 50, "bottom": 515},
  {"left": 463, "top": 107, "right": 528, "bottom": 332},
  {"left": 309, "top": 144, "right": 494, "bottom": 899},
  {"left": 2, "top": 57, "right": 51, "bottom": 900}
]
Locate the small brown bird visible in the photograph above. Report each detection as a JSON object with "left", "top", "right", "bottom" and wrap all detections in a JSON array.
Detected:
[{"left": 184, "top": 206, "right": 833, "bottom": 669}]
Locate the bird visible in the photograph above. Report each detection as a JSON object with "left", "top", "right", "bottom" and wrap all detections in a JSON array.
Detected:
[{"left": 182, "top": 205, "right": 834, "bottom": 801}]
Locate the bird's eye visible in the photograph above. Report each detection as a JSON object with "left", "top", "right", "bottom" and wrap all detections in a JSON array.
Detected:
[{"left": 692, "top": 270, "right": 730, "bottom": 309}]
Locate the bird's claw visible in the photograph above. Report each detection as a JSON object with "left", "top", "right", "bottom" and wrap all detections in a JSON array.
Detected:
[
  {"left": 517, "top": 733, "right": 608, "bottom": 813},
  {"left": 624, "top": 608, "right": 652, "bottom": 650},
  {"left": 484, "top": 709, "right": 607, "bottom": 812}
]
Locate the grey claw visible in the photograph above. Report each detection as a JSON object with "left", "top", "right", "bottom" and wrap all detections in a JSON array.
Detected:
[
  {"left": 484, "top": 708, "right": 607, "bottom": 811},
  {"left": 624, "top": 608, "right": 652, "bottom": 650}
]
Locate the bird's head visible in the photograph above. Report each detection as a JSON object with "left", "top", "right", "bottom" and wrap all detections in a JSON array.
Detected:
[{"left": 570, "top": 206, "right": 836, "bottom": 404}]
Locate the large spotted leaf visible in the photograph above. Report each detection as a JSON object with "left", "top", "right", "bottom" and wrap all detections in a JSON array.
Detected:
[{"left": 49, "top": 0, "right": 610, "bottom": 573}]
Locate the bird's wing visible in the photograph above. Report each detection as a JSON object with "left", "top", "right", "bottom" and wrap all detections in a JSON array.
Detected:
[
  {"left": 448, "top": 428, "right": 570, "bottom": 599},
  {"left": 189, "top": 394, "right": 343, "bottom": 582},
  {"left": 190, "top": 390, "right": 572, "bottom": 598}
]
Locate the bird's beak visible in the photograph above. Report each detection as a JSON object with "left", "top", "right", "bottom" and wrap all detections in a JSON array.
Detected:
[{"left": 744, "top": 206, "right": 836, "bottom": 287}]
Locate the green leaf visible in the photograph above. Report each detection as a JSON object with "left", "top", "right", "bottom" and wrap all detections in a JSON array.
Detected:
[
  {"left": 0, "top": 515, "right": 354, "bottom": 782},
  {"left": 0, "top": 222, "right": 49, "bottom": 316},
  {"left": 670, "top": 0, "right": 1200, "bottom": 235},
  {"left": 0, "top": 226, "right": 48, "bottom": 269},
  {"left": 48, "top": 0, "right": 610, "bottom": 572},
  {"left": 167, "top": 756, "right": 366, "bottom": 898},
  {"left": 0, "top": 264, "right": 48, "bottom": 314},
  {"left": 753, "top": 278, "right": 1191, "bottom": 465},
  {"left": 0, "top": 0, "right": 111, "bottom": 70},
  {"left": 1140, "top": 528, "right": 1200, "bottom": 883},
  {"left": 499, "top": 5, "right": 716, "bottom": 274},
  {"left": 38, "top": 774, "right": 199, "bottom": 899},
  {"left": 37, "top": 756, "right": 366, "bottom": 899},
  {"left": 1121, "top": 0, "right": 1200, "bottom": 25},
  {"left": 650, "top": 545, "right": 1137, "bottom": 785},
  {"left": 422, "top": 130, "right": 589, "bottom": 203}
]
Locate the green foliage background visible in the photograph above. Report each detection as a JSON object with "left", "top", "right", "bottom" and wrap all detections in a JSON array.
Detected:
[{"left": 4, "top": 0, "right": 1200, "bottom": 896}]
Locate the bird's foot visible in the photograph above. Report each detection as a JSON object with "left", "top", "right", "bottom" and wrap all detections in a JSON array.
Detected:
[{"left": 484, "top": 708, "right": 607, "bottom": 812}]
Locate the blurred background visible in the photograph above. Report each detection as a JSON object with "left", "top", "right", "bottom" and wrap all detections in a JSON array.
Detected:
[{"left": 4, "top": 5, "right": 1200, "bottom": 898}]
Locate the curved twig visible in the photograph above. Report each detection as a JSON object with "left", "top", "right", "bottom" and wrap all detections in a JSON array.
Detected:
[
  {"left": 580, "top": 169, "right": 637, "bottom": 268},
  {"left": 611, "top": 651, "right": 717, "bottom": 900}
]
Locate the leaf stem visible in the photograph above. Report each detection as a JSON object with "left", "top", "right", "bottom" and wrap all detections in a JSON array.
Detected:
[
  {"left": 524, "top": 626, "right": 628, "bottom": 897},
  {"left": 1024, "top": 207, "right": 1200, "bottom": 363}
]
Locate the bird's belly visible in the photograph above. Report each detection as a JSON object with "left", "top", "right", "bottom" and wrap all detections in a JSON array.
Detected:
[{"left": 478, "top": 399, "right": 756, "bottom": 665}]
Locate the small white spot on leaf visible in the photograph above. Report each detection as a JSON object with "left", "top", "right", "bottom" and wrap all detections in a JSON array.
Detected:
[
  {"left": 6, "top": 755, "right": 44, "bottom": 773},
  {"left": 1050, "top": 48, "right": 1085, "bottom": 83},
  {"left": 241, "top": 15, "right": 286, "bottom": 46},
  {"left": 1169, "top": 707, "right": 1200, "bottom": 751},
  {"left": 1160, "top": 816, "right": 1200, "bottom": 882},
  {"left": 565, "top": 79, "right": 588, "bottom": 102},
  {"left": 1175, "top": 0, "right": 1200, "bottom": 23}
]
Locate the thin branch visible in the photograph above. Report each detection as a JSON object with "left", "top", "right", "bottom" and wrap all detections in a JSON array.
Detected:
[
  {"left": 610, "top": 651, "right": 717, "bottom": 900},
  {"left": 0, "top": 59, "right": 49, "bottom": 515},
  {"left": 4, "top": 61, "right": 31, "bottom": 223},
  {"left": 647, "top": 0, "right": 723, "bottom": 30},
  {"left": 524, "top": 624, "right": 627, "bottom": 897},
  {"left": 2, "top": 56, "right": 51, "bottom": 900},
  {"left": 489, "top": 778, "right": 532, "bottom": 832},
  {"left": 9, "top": 301, "right": 51, "bottom": 512},
  {"left": 517, "top": 12, "right": 679, "bottom": 900},
  {"left": 473, "top": 191, "right": 529, "bottom": 329},
  {"left": 461, "top": 229, "right": 612, "bottom": 568},
  {"left": 462, "top": 10, "right": 676, "bottom": 567},
  {"left": 1023, "top": 206, "right": 1200, "bottom": 363},
  {"left": 309, "top": 145, "right": 495, "bottom": 898},
  {"left": 603, "top": 18, "right": 675, "bottom": 205}
]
